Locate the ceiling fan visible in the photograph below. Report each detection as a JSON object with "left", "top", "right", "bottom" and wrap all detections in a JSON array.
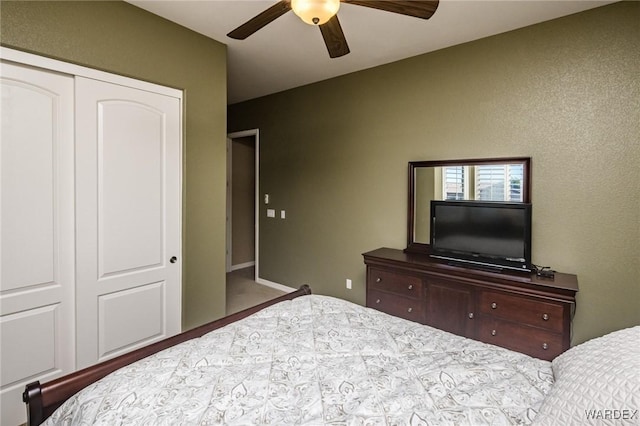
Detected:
[{"left": 227, "top": 0, "right": 439, "bottom": 58}]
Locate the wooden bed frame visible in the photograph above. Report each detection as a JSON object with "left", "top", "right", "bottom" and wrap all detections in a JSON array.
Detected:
[{"left": 22, "top": 284, "right": 312, "bottom": 426}]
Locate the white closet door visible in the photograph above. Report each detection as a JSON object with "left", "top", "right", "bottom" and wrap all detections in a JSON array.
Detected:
[
  {"left": 0, "top": 61, "right": 75, "bottom": 426},
  {"left": 75, "top": 77, "right": 181, "bottom": 369}
]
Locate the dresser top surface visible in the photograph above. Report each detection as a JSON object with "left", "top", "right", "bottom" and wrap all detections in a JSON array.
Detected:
[{"left": 363, "top": 247, "right": 579, "bottom": 293}]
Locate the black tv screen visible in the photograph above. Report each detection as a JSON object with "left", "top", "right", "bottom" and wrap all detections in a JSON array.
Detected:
[{"left": 430, "top": 200, "right": 532, "bottom": 272}]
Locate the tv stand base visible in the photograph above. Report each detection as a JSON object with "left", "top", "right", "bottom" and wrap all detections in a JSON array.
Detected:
[{"left": 447, "top": 260, "right": 503, "bottom": 273}]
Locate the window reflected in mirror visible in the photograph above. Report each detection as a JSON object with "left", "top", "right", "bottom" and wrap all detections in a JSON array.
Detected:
[{"left": 438, "top": 163, "right": 524, "bottom": 202}]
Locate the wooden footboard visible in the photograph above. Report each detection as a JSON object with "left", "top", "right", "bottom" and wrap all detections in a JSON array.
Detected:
[{"left": 23, "top": 284, "right": 312, "bottom": 426}]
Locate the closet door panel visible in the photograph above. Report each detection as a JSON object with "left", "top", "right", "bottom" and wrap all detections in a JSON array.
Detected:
[
  {"left": 98, "top": 281, "right": 164, "bottom": 358},
  {"left": 99, "top": 101, "right": 163, "bottom": 276},
  {"left": 75, "top": 77, "right": 181, "bottom": 369},
  {"left": 1, "top": 306, "right": 57, "bottom": 385},
  {"left": 0, "top": 61, "right": 75, "bottom": 426},
  {"left": 1, "top": 81, "right": 55, "bottom": 290}
]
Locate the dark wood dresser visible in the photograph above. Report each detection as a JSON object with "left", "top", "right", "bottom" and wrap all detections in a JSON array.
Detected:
[{"left": 363, "top": 247, "right": 579, "bottom": 361}]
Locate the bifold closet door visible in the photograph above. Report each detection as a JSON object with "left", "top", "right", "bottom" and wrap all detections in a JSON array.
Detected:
[
  {"left": 75, "top": 77, "right": 181, "bottom": 369},
  {"left": 0, "top": 61, "right": 75, "bottom": 426}
]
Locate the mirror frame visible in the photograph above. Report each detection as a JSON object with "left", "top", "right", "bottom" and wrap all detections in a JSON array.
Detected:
[{"left": 406, "top": 157, "right": 531, "bottom": 254}]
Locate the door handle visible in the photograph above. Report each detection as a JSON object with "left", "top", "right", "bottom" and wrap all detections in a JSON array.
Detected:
[{"left": 170, "top": 256, "right": 177, "bottom": 264}]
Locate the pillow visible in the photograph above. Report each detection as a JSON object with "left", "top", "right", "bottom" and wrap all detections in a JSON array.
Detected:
[{"left": 533, "top": 326, "right": 640, "bottom": 425}]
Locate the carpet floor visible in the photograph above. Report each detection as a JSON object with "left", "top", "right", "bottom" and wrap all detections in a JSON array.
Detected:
[{"left": 226, "top": 266, "right": 286, "bottom": 315}]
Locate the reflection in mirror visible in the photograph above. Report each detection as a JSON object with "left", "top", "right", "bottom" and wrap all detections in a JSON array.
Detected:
[{"left": 408, "top": 158, "right": 531, "bottom": 251}]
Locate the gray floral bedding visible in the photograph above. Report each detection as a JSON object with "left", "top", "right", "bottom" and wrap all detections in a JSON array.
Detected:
[{"left": 46, "top": 295, "right": 554, "bottom": 425}]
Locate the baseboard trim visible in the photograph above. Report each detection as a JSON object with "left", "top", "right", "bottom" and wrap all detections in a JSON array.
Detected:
[
  {"left": 256, "top": 278, "right": 298, "bottom": 293},
  {"left": 231, "top": 261, "right": 255, "bottom": 271}
]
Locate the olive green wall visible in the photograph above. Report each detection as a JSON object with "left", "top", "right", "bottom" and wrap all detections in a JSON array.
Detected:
[
  {"left": 229, "top": 2, "right": 640, "bottom": 345},
  {"left": 1, "top": 1, "right": 228, "bottom": 330}
]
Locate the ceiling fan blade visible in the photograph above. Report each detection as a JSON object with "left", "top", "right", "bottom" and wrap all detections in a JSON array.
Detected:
[
  {"left": 227, "top": 1, "right": 292, "bottom": 40},
  {"left": 342, "top": 0, "right": 439, "bottom": 20},
  {"left": 320, "top": 15, "right": 350, "bottom": 58}
]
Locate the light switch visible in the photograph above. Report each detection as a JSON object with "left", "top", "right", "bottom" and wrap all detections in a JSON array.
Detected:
[
  {"left": 267, "top": 209, "right": 275, "bottom": 218},
  {"left": 264, "top": 194, "right": 270, "bottom": 204},
  {"left": 280, "top": 210, "right": 286, "bottom": 219}
]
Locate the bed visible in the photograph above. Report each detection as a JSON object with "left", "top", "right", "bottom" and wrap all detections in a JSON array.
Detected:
[{"left": 23, "top": 285, "right": 639, "bottom": 425}]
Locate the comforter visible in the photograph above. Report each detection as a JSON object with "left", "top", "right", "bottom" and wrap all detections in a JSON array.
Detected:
[{"left": 46, "top": 295, "right": 554, "bottom": 425}]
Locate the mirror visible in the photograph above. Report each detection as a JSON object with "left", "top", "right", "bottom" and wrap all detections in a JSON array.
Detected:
[{"left": 406, "top": 157, "right": 531, "bottom": 253}]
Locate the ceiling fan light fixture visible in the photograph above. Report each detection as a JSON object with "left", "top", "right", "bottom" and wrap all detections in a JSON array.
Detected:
[{"left": 291, "top": 0, "right": 340, "bottom": 25}]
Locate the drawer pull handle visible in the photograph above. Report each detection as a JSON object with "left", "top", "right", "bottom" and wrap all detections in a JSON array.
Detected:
[
  {"left": 376, "top": 277, "right": 382, "bottom": 283},
  {"left": 376, "top": 299, "right": 381, "bottom": 304},
  {"left": 491, "top": 329, "right": 497, "bottom": 336},
  {"left": 408, "top": 284, "right": 413, "bottom": 290},
  {"left": 542, "top": 313, "right": 549, "bottom": 321},
  {"left": 491, "top": 302, "right": 497, "bottom": 309},
  {"left": 407, "top": 307, "right": 413, "bottom": 313},
  {"left": 468, "top": 312, "right": 474, "bottom": 319},
  {"left": 542, "top": 343, "right": 549, "bottom": 350}
]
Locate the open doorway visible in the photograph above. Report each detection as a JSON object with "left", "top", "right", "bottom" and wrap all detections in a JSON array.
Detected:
[
  {"left": 226, "top": 130, "right": 287, "bottom": 314},
  {"left": 226, "top": 129, "right": 292, "bottom": 314},
  {"left": 226, "top": 129, "right": 259, "bottom": 279}
]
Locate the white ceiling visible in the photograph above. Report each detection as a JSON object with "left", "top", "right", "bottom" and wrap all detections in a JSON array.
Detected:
[{"left": 127, "top": 0, "right": 615, "bottom": 104}]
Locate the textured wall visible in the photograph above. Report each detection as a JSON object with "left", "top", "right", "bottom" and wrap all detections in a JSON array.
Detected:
[
  {"left": 1, "top": 1, "right": 228, "bottom": 330},
  {"left": 229, "top": 2, "right": 640, "bottom": 345}
]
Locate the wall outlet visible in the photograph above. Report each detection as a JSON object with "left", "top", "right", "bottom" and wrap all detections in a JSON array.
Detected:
[
  {"left": 266, "top": 209, "right": 275, "bottom": 218},
  {"left": 280, "top": 210, "right": 286, "bottom": 219},
  {"left": 346, "top": 278, "right": 352, "bottom": 290}
]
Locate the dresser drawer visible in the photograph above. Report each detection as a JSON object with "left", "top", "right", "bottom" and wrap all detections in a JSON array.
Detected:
[
  {"left": 368, "top": 268, "right": 422, "bottom": 299},
  {"left": 479, "top": 291, "right": 564, "bottom": 333},
  {"left": 367, "top": 290, "right": 424, "bottom": 323},
  {"left": 477, "top": 317, "right": 563, "bottom": 361}
]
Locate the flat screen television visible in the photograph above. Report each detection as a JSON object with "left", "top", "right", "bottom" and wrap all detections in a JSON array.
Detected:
[{"left": 430, "top": 200, "right": 532, "bottom": 273}]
